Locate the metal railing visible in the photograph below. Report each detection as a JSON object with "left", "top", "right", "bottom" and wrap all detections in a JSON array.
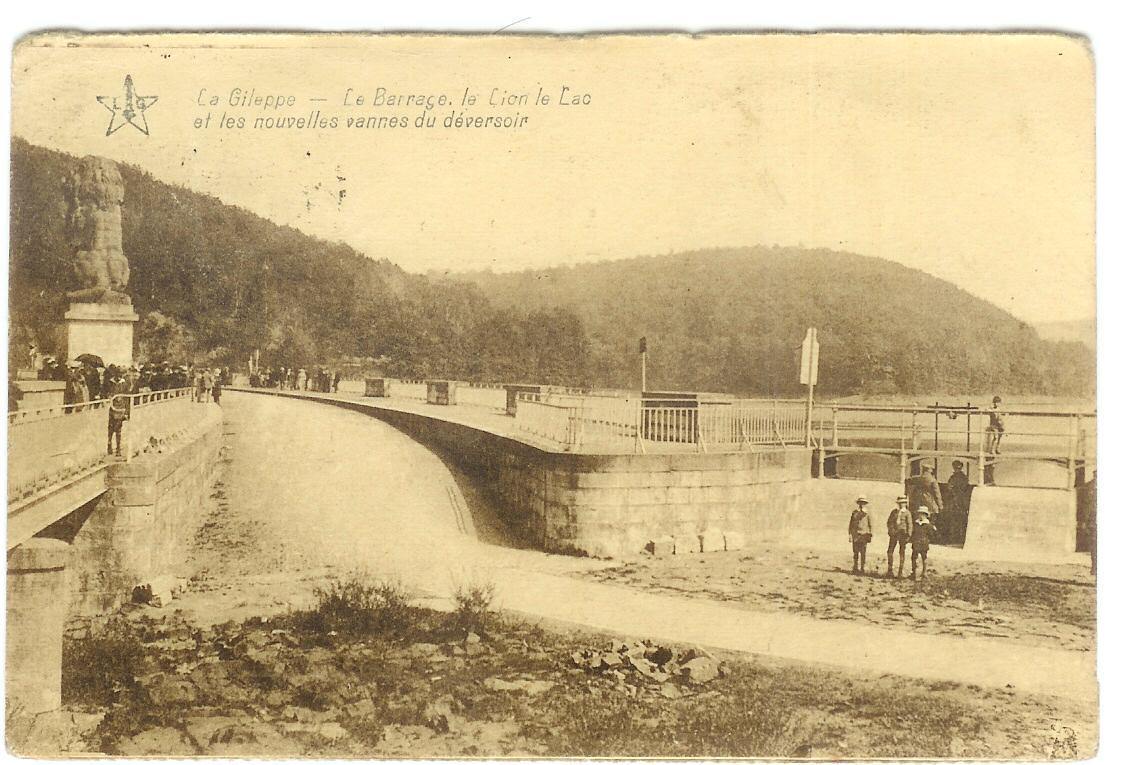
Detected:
[
  {"left": 812, "top": 404, "right": 1097, "bottom": 487},
  {"left": 512, "top": 395, "right": 808, "bottom": 453},
  {"left": 389, "top": 379, "right": 428, "bottom": 401},
  {"left": 455, "top": 384, "right": 508, "bottom": 410},
  {"left": 7, "top": 388, "right": 200, "bottom": 504}
]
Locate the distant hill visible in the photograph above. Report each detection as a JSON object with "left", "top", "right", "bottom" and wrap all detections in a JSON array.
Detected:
[
  {"left": 8, "top": 138, "right": 592, "bottom": 385},
  {"left": 1034, "top": 318, "right": 1096, "bottom": 350},
  {"left": 451, "top": 249, "right": 1096, "bottom": 398}
]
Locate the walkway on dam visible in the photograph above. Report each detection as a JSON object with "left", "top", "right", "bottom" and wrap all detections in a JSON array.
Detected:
[
  {"left": 231, "top": 384, "right": 565, "bottom": 451},
  {"left": 197, "top": 391, "right": 1094, "bottom": 703}
]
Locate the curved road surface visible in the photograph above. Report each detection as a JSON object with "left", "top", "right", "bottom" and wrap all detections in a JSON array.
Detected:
[{"left": 185, "top": 391, "right": 1094, "bottom": 703}]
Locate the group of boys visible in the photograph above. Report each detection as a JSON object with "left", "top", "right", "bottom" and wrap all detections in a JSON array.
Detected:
[{"left": 848, "top": 494, "right": 936, "bottom": 580}]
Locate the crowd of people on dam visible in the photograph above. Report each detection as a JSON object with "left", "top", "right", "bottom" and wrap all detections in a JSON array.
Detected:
[
  {"left": 248, "top": 365, "right": 341, "bottom": 393},
  {"left": 52, "top": 360, "right": 233, "bottom": 407}
]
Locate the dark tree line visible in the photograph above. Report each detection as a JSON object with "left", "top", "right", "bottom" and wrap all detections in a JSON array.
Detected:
[{"left": 9, "top": 138, "right": 591, "bottom": 386}]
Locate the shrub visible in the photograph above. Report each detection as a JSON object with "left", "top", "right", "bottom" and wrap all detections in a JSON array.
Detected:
[
  {"left": 61, "top": 618, "right": 145, "bottom": 708},
  {"left": 304, "top": 576, "right": 414, "bottom": 637},
  {"left": 451, "top": 580, "right": 497, "bottom": 636}
]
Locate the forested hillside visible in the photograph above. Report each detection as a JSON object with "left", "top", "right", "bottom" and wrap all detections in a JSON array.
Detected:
[
  {"left": 453, "top": 249, "right": 1095, "bottom": 398},
  {"left": 9, "top": 138, "right": 591, "bottom": 385},
  {"left": 11, "top": 138, "right": 1092, "bottom": 397}
]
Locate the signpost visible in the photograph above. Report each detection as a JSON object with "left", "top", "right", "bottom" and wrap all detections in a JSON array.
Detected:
[
  {"left": 639, "top": 336, "right": 648, "bottom": 392},
  {"left": 799, "top": 327, "right": 819, "bottom": 446}
]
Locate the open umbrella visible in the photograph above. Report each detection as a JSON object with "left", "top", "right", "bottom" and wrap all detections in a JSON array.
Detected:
[{"left": 75, "top": 353, "right": 105, "bottom": 368}]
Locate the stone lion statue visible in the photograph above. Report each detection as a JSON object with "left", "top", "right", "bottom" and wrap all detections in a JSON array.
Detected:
[{"left": 65, "top": 157, "right": 132, "bottom": 304}]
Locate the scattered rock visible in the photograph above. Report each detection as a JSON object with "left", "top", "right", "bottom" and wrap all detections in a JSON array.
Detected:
[
  {"left": 131, "top": 575, "right": 188, "bottom": 608},
  {"left": 408, "top": 642, "right": 440, "bottom": 658},
  {"left": 116, "top": 726, "right": 191, "bottom": 756},
  {"left": 345, "top": 697, "right": 377, "bottom": 718},
  {"left": 316, "top": 721, "right": 350, "bottom": 742},
  {"left": 680, "top": 655, "right": 721, "bottom": 684},
  {"left": 484, "top": 677, "right": 556, "bottom": 696},
  {"left": 423, "top": 695, "right": 462, "bottom": 733},
  {"left": 144, "top": 673, "right": 199, "bottom": 706}
]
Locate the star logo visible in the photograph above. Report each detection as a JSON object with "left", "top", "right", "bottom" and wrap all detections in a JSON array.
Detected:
[{"left": 97, "top": 75, "right": 158, "bottom": 136}]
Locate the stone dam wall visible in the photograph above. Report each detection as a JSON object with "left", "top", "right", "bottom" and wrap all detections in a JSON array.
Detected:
[
  {"left": 235, "top": 390, "right": 1088, "bottom": 563},
  {"left": 260, "top": 392, "right": 813, "bottom": 558},
  {"left": 37, "top": 404, "right": 226, "bottom": 627}
]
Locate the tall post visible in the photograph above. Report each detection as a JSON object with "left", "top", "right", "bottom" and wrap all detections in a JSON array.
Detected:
[
  {"left": 1067, "top": 415, "right": 1079, "bottom": 490},
  {"left": 806, "top": 378, "right": 815, "bottom": 448},
  {"left": 639, "top": 336, "right": 647, "bottom": 393},
  {"left": 933, "top": 402, "right": 940, "bottom": 476}
]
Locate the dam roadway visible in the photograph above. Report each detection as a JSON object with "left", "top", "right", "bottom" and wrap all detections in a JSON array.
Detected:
[{"left": 178, "top": 390, "right": 1096, "bottom": 702}]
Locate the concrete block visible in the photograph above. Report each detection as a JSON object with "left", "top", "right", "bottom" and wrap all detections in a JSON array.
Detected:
[
  {"left": 699, "top": 527, "right": 726, "bottom": 553},
  {"left": 132, "top": 574, "right": 186, "bottom": 608},
  {"left": 674, "top": 533, "right": 700, "bottom": 554},
  {"left": 724, "top": 530, "right": 747, "bottom": 551}
]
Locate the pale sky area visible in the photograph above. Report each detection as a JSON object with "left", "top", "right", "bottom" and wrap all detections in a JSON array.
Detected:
[{"left": 12, "top": 33, "right": 1095, "bottom": 324}]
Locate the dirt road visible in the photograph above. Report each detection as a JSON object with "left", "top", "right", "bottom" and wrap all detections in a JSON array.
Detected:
[{"left": 182, "top": 392, "right": 1095, "bottom": 702}]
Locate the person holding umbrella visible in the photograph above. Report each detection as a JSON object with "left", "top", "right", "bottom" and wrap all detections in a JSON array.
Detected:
[{"left": 76, "top": 354, "right": 105, "bottom": 400}]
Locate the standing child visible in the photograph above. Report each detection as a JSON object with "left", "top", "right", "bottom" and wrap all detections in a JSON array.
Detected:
[
  {"left": 910, "top": 506, "right": 937, "bottom": 581},
  {"left": 847, "top": 495, "right": 873, "bottom": 574},
  {"left": 886, "top": 495, "right": 913, "bottom": 578}
]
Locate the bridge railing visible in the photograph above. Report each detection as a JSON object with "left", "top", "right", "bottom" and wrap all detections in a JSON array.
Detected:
[
  {"left": 7, "top": 388, "right": 199, "bottom": 504},
  {"left": 812, "top": 404, "right": 1097, "bottom": 486},
  {"left": 120, "top": 388, "right": 200, "bottom": 461},
  {"left": 512, "top": 395, "right": 809, "bottom": 453},
  {"left": 389, "top": 379, "right": 428, "bottom": 401},
  {"left": 456, "top": 384, "right": 508, "bottom": 410},
  {"left": 8, "top": 399, "right": 112, "bottom": 503}
]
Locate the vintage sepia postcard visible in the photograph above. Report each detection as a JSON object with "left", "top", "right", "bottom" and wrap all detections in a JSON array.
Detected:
[{"left": 7, "top": 31, "right": 1096, "bottom": 758}]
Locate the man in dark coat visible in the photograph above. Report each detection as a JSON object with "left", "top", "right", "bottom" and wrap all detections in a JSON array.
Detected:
[{"left": 908, "top": 465, "right": 943, "bottom": 523}]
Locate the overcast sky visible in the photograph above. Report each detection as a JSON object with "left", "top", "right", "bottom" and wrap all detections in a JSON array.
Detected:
[{"left": 13, "top": 33, "right": 1094, "bottom": 324}]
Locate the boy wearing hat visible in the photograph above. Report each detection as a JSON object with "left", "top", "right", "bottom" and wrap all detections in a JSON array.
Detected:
[
  {"left": 910, "top": 506, "right": 937, "bottom": 581},
  {"left": 104, "top": 365, "right": 132, "bottom": 457},
  {"left": 886, "top": 495, "right": 913, "bottom": 578},
  {"left": 847, "top": 495, "right": 873, "bottom": 574}
]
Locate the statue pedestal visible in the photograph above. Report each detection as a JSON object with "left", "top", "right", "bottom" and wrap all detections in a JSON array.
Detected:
[{"left": 64, "top": 303, "right": 138, "bottom": 368}]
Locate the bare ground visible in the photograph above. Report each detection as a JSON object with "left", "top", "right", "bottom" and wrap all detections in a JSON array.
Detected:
[{"left": 579, "top": 544, "right": 1095, "bottom": 652}]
